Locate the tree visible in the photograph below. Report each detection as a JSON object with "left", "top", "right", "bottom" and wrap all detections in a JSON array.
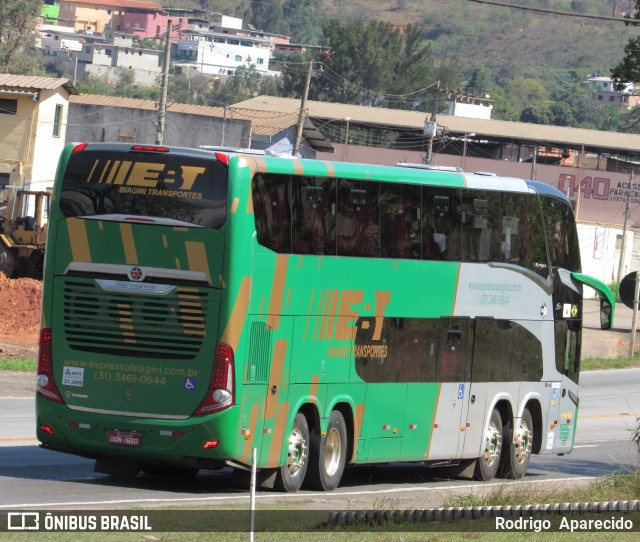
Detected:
[
  {"left": 612, "top": 0, "right": 640, "bottom": 89},
  {"left": 308, "top": 19, "right": 445, "bottom": 110},
  {"left": 505, "top": 77, "right": 549, "bottom": 116},
  {"left": 0, "top": 0, "right": 45, "bottom": 74}
]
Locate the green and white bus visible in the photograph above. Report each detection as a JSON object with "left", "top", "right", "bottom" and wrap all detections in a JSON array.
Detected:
[{"left": 36, "top": 142, "right": 614, "bottom": 491}]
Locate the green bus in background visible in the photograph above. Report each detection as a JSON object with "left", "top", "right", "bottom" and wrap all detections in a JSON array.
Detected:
[{"left": 36, "top": 142, "right": 614, "bottom": 492}]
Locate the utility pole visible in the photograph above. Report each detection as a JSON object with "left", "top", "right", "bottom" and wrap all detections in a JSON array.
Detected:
[
  {"left": 425, "top": 80, "right": 440, "bottom": 164},
  {"left": 292, "top": 60, "right": 313, "bottom": 157},
  {"left": 156, "top": 19, "right": 172, "bottom": 145},
  {"left": 618, "top": 169, "right": 634, "bottom": 282}
]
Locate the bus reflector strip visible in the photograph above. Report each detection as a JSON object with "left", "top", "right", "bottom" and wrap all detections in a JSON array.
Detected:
[
  {"left": 408, "top": 424, "right": 417, "bottom": 430},
  {"left": 382, "top": 425, "right": 390, "bottom": 430},
  {"left": 203, "top": 440, "right": 219, "bottom": 449},
  {"left": 160, "top": 430, "right": 184, "bottom": 437},
  {"left": 263, "top": 428, "right": 272, "bottom": 434},
  {"left": 67, "top": 422, "right": 90, "bottom": 429}
]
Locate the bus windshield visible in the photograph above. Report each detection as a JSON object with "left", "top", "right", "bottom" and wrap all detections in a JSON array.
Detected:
[{"left": 60, "top": 149, "right": 228, "bottom": 228}]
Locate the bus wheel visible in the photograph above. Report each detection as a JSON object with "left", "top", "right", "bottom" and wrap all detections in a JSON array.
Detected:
[
  {"left": 501, "top": 408, "right": 533, "bottom": 479},
  {"left": 474, "top": 408, "right": 502, "bottom": 481},
  {"left": 306, "top": 410, "right": 348, "bottom": 491},
  {"left": 275, "top": 412, "right": 309, "bottom": 492}
]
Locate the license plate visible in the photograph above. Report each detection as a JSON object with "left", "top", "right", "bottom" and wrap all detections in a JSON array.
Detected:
[{"left": 107, "top": 431, "right": 141, "bottom": 447}]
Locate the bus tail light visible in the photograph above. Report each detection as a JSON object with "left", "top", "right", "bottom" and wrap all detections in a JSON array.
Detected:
[
  {"left": 214, "top": 152, "right": 229, "bottom": 165},
  {"left": 194, "top": 342, "right": 235, "bottom": 415},
  {"left": 36, "top": 328, "right": 63, "bottom": 403}
]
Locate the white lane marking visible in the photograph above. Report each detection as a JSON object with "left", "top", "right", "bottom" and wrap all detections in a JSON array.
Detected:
[
  {"left": 572, "top": 445, "right": 599, "bottom": 448},
  {"left": 0, "top": 476, "right": 595, "bottom": 509}
]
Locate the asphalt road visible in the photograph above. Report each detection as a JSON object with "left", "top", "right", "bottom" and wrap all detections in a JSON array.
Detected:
[{"left": 1, "top": 368, "right": 638, "bottom": 511}]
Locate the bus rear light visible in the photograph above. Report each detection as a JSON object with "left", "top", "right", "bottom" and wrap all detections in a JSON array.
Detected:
[
  {"left": 37, "top": 328, "right": 63, "bottom": 404},
  {"left": 71, "top": 142, "right": 88, "bottom": 154},
  {"left": 193, "top": 342, "right": 235, "bottom": 415},
  {"left": 203, "top": 440, "right": 219, "bottom": 449},
  {"left": 215, "top": 152, "right": 229, "bottom": 165},
  {"left": 131, "top": 145, "right": 169, "bottom": 153},
  {"left": 40, "top": 424, "right": 54, "bottom": 435}
]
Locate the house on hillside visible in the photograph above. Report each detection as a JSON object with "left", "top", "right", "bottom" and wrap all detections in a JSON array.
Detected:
[
  {"left": 586, "top": 75, "right": 640, "bottom": 111},
  {"left": 0, "top": 74, "right": 77, "bottom": 192},
  {"left": 174, "top": 29, "right": 272, "bottom": 76},
  {"left": 38, "top": 28, "right": 164, "bottom": 85},
  {"left": 58, "top": 0, "right": 164, "bottom": 34}
]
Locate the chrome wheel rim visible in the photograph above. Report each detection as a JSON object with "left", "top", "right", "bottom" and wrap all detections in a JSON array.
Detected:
[
  {"left": 514, "top": 419, "right": 532, "bottom": 465},
  {"left": 324, "top": 426, "right": 342, "bottom": 477},
  {"left": 483, "top": 420, "right": 502, "bottom": 466},
  {"left": 286, "top": 427, "right": 307, "bottom": 476}
]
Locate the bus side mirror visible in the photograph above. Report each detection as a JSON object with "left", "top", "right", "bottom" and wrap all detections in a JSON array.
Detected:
[{"left": 600, "top": 298, "right": 612, "bottom": 330}]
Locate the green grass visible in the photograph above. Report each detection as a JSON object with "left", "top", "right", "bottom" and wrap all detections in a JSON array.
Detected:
[
  {"left": 0, "top": 358, "right": 36, "bottom": 371},
  {"left": 581, "top": 356, "right": 640, "bottom": 371},
  {"left": 443, "top": 470, "right": 640, "bottom": 508}
]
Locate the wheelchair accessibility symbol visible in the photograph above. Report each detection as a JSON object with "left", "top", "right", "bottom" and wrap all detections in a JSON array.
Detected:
[{"left": 184, "top": 378, "right": 197, "bottom": 391}]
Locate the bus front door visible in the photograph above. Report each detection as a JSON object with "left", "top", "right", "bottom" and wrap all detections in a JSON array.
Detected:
[{"left": 549, "top": 319, "right": 580, "bottom": 453}]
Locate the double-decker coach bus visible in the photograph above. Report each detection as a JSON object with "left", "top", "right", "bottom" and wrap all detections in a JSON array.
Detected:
[{"left": 36, "top": 142, "right": 614, "bottom": 491}]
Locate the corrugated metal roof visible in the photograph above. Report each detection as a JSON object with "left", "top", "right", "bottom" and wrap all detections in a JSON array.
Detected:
[
  {"left": 69, "top": 94, "right": 333, "bottom": 151},
  {"left": 233, "top": 96, "right": 640, "bottom": 156},
  {"left": 0, "top": 74, "right": 78, "bottom": 95}
]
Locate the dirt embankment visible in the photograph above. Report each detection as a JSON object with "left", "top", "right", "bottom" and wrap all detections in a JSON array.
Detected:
[{"left": 0, "top": 273, "right": 41, "bottom": 360}]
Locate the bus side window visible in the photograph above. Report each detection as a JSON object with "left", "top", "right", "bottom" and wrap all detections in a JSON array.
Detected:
[
  {"left": 511, "top": 322, "right": 543, "bottom": 381},
  {"left": 437, "top": 319, "right": 469, "bottom": 382},
  {"left": 554, "top": 320, "right": 581, "bottom": 384},
  {"left": 291, "top": 177, "right": 336, "bottom": 255},
  {"left": 461, "top": 190, "right": 500, "bottom": 262},
  {"left": 354, "top": 316, "right": 396, "bottom": 383},
  {"left": 395, "top": 318, "right": 438, "bottom": 382},
  {"left": 380, "top": 183, "right": 420, "bottom": 259},
  {"left": 252, "top": 173, "right": 291, "bottom": 253},
  {"left": 337, "top": 179, "right": 380, "bottom": 257},
  {"left": 541, "top": 196, "right": 581, "bottom": 272},
  {"left": 472, "top": 319, "right": 512, "bottom": 382},
  {"left": 422, "top": 187, "right": 461, "bottom": 261}
]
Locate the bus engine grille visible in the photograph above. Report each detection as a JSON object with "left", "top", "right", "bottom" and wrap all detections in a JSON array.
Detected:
[{"left": 61, "top": 281, "right": 209, "bottom": 360}]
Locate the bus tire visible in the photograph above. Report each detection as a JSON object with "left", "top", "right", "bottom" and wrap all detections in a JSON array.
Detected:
[
  {"left": 306, "top": 410, "right": 348, "bottom": 491},
  {"left": 500, "top": 407, "right": 533, "bottom": 479},
  {"left": 274, "top": 412, "right": 310, "bottom": 492},
  {"left": 474, "top": 408, "right": 503, "bottom": 481}
]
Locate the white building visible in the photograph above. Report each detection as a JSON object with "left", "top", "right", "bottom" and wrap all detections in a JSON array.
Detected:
[{"left": 175, "top": 30, "right": 271, "bottom": 76}]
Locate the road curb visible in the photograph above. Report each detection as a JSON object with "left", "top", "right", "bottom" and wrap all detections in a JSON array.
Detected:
[{"left": 327, "top": 500, "right": 640, "bottom": 525}]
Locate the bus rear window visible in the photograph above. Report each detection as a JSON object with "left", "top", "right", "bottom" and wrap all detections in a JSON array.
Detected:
[{"left": 59, "top": 150, "right": 228, "bottom": 228}]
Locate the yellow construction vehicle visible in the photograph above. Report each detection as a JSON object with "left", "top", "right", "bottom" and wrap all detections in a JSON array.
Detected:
[{"left": 0, "top": 189, "right": 50, "bottom": 279}]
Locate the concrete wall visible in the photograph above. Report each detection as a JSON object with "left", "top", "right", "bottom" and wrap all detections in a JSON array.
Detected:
[
  {"left": 31, "top": 89, "right": 71, "bottom": 190},
  {"left": 66, "top": 103, "right": 252, "bottom": 149}
]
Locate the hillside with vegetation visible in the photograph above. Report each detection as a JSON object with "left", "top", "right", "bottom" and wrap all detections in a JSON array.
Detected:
[
  {"left": 5, "top": 0, "right": 640, "bottom": 131},
  {"left": 153, "top": 0, "right": 640, "bottom": 130}
]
